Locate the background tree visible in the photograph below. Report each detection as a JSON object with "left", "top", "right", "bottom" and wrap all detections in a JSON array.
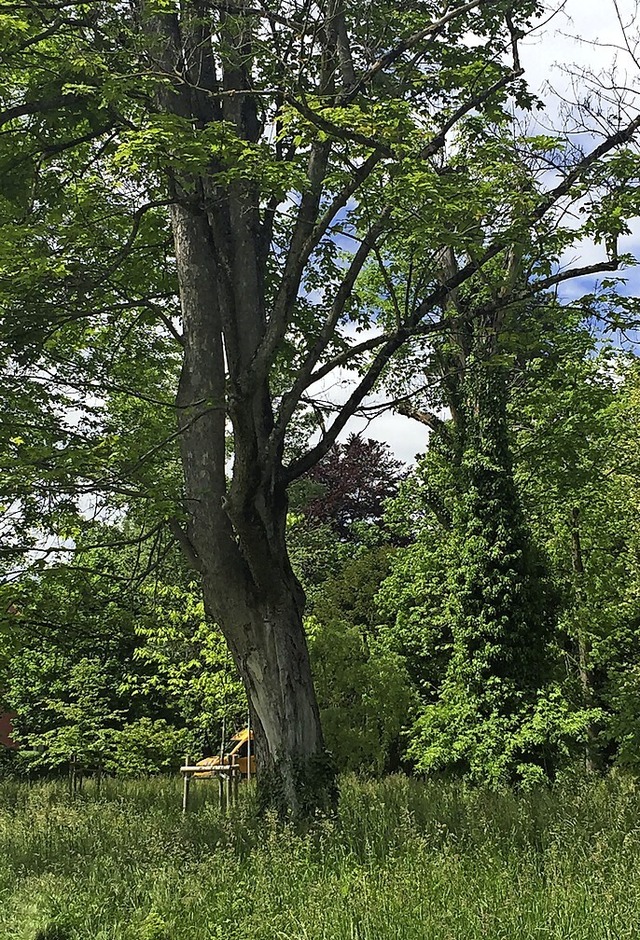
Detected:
[
  {"left": 515, "top": 344, "right": 640, "bottom": 772},
  {"left": 303, "top": 435, "right": 403, "bottom": 540},
  {"left": 3, "top": 537, "right": 245, "bottom": 775}
]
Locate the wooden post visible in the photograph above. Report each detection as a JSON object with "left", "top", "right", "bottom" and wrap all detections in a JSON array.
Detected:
[
  {"left": 232, "top": 761, "right": 239, "bottom": 805},
  {"left": 246, "top": 711, "right": 251, "bottom": 783},
  {"left": 182, "top": 754, "right": 191, "bottom": 814},
  {"left": 218, "top": 773, "right": 224, "bottom": 810}
]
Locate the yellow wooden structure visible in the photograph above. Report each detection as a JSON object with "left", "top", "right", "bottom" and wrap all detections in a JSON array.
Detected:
[
  {"left": 193, "top": 728, "right": 256, "bottom": 779},
  {"left": 180, "top": 728, "right": 255, "bottom": 812}
]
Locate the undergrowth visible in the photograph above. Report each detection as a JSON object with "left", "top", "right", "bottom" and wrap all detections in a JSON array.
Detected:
[{"left": 0, "top": 773, "right": 639, "bottom": 939}]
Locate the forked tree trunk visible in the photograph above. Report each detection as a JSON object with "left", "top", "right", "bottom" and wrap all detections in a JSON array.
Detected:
[{"left": 170, "top": 202, "right": 335, "bottom": 817}]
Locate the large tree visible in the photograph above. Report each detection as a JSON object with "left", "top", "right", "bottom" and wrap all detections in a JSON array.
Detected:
[{"left": 1, "top": 0, "right": 639, "bottom": 813}]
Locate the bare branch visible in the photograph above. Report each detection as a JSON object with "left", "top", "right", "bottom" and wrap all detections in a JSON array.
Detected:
[
  {"left": 284, "top": 94, "right": 394, "bottom": 157},
  {"left": 419, "top": 66, "right": 525, "bottom": 161},
  {"left": 271, "top": 209, "right": 391, "bottom": 454},
  {"left": 0, "top": 96, "right": 73, "bottom": 128},
  {"left": 612, "top": 0, "right": 640, "bottom": 72},
  {"left": 305, "top": 330, "right": 396, "bottom": 386},
  {"left": 252, "top": 58, "right": 533, "bottom": 387},
  {"left": 533, "top": 259, "right": 621, "bottom": 293},
  {"left": 396, "top": 402, "right": 450, "bottom": 437},
  {"left": 0, "top": 524, "right": 164, "bottom": 559},
  {"left": 249, "top": 139, "right": 332, "bottom": 384},
  {"left": 284, "top": 316, "right": 446, "bottom": 482},
  {"left": 329, "top": 1, "right": 357, "bottom": 91},
  {"left": 316, "top": 150, "right": 383, "bottom": 230},
  {"left": 532, "top": 113, "right": 640, "bottom": 224}
]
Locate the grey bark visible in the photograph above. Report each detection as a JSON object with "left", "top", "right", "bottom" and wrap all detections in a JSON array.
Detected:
[
  {"left": 171, "top": 180, "right": 333, "bottom": 816},
  {"left": 142, "top": 1, "right": 336, "bottom": 816}
]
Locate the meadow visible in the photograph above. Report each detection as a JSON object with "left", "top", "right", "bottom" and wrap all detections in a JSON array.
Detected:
[{"left": 0, "top": 773, "right": 639, "bottom": 940}]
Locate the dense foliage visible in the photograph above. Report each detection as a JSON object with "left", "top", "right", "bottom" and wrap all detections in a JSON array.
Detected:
[
  {"left": 3, "top": 326, "right": 640, "bottom": 783},
  {"left": 0, "top": 0, "right": 640, "bottom": 798},
  {"left": 2, "top": 544, "right": 245, "bottom": 775}
]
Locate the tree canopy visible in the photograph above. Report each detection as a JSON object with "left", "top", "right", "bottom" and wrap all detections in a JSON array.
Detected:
[{"left": 1, "top": 0, "right": 640, "bottom": 813}]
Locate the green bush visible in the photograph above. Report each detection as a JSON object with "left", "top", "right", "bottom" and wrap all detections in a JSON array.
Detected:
[{"left": 307, "top": 616, "right": 414, "bottom": 774}]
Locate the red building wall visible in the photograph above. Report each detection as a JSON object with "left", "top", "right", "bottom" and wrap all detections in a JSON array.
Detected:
[{"left": 0, "top": 712, "right": 17, "bottom": 749}]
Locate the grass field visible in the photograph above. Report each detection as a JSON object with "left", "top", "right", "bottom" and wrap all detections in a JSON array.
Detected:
[{"left": 1, "top": 773, "right": 639, "bottom": 940}]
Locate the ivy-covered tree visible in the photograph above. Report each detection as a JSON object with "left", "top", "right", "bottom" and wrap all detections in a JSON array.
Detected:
[
  {"left": 381, "top": 296, "right": 640, "bottom": 783},
  {"left": 410, "top": 351, "right": 558, "bottom": 784}
]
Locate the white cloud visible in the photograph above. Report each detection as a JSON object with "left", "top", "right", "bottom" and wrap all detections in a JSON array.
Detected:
[
  {"left": 345, "top": 410, "right": 428, "bottom": 465},
  {"left": 522, "top": 0, "right": 640, "bottom": 98},
  {"left": 305, "top": 360, "right": 430, "bottom": 465}
]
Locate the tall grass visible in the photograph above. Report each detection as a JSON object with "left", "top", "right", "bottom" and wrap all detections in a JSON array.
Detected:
[{"left": 1, "top": 772, "right": 639, "bottom": 939}]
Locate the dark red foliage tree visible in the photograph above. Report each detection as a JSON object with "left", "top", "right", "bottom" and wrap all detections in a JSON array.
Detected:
[{"left": 305, "top": 436, "right": 403, "bottom": 540}]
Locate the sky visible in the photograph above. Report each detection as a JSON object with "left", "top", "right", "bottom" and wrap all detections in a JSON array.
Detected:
[{"left": 337, "top": 0, "right": 640, "bottom": 464}]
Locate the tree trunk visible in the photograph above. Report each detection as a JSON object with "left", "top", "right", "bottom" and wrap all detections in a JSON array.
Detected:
[
  {"left": 170, "top": 200, "right": 334, "bottom": 817},
  {"left": 201, "top": 568, "right": 335, "bottom": 817},
  {"left": 142, "top": 1, "right": 338, "bottom": 816},
  {"left": 198, "top": 512, "right": 336, "bottom": 818}
]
